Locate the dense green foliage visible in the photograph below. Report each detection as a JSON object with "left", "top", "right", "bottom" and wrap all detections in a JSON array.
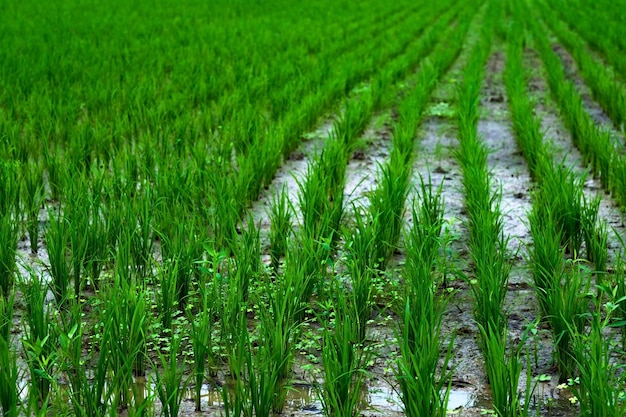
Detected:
[{"left": 1, "top": 0, "right": 626, "bottom": 415}]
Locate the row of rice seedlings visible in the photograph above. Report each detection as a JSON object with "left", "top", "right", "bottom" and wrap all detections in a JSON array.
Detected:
[
  {"left": 0, "top": 0, "right": 467, "bottom": 273},
  {"left": 367, "top": 0, "right": 479, "bottom": 271},
  {"left": 522, "top": 1, "right": 626, "bottom": 216},
  {"left": 2, "top": 0, "right": 413, "bottom": 163},
  {"left": 156, "top": 0, "right": 472, "bottom": 256},
  {"left": 505, "top": 3, "right": 607, "bottom": 388},
  {"left": 250, "top": 8, "right": 483, "bottom": 411},
  {"left": 521, "top": 7, "right": 611, "bottom": 268},
  {"left": 1, "top": 1, "right": 473, "bottom": 414},
  {"left": 458, "top": 3, "right": 534, "bottom": 416},
  {"left": 535, "top": 0, "right": 626, "bottom": 131},
  {"left": 339, "top": 1, "right": 480, "bottom": 350},
  {"left": 5, "top": 0, "right": 470, "bottom": 263},
  {"left": 504, "top": 5, "right": 608, "bottom": 267},
  {"left": 215, "top": 0, "right": 470, "bottom": 224},
  {"left": 540, "top": 0, "right": 626, "bottom": 89},
  {"left": 282, "top": 1, "right": 479, "bottom": 313},
  {"left": 235, "top": 0, "right": 471, "bottom": 203},
  {"left": 566, "top": 0, "right": 626, "bottom": 51},
  {"left": 395, "top": 180, "right": 454, "bottom": 417}
]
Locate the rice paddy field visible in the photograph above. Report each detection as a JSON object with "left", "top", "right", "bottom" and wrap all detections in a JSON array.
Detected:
[{"left": 2, "top": 0, "right": 626, "bottom": 416}]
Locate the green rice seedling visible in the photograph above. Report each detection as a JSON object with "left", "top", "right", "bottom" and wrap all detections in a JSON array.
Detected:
[
  {"left": 569, "top": 299, "right": 626, "bottom": 417},
  {"left": 256, "top": 276, "right": 300, "bottom": 414},
  {"left": 0, "top": 214, "right": 18, "bottom": 298},
  {"left": 84, "top": 198, "right": 108, "bottom": 288},
  {"left": 613, "top": 255, "right": 626, "bottom": 350},
  {"left": 222, "top": 267, "right": 250, "bottom": 380},
  {"left": 333, "top": 93, "right": 374, "bottom": 151},
  {"left": 410, "top": 176, "right": 446, "bottom": 272},
  {"left": 209, "top": 173, "right": 239, "bottom": 248},
  {"left": 396, "top": 263, "right": 453, "bottom": 417},
  {"left": 130, "top": 188, "right": 155, "bottom": 281},
  {"left": 158, "top": 219, "right": 201, "bottom": 309},
  {"left": 42, "top": 146, "right": 65, "bottom": 202},
  {"left": 154, "top": 334, "right": 187, "bottom": 417},
  {"left": 345, "top": 206, "right": 375, "bottom": 344},
  {"left": 268, "top": 186, "right": 293, "bottom": 271},
  {"left": 221, "top": 332, "right": 248, "bottom": 417},
  {"left": 478, "top": 321, "right": 537, "bottom": 417},
  {"left": 527, "top": 205, "right": 565, "bottom": 318},
  {"left": 395, "top": 178, "right": 451, "bottom": 417},
  {"left": 583, "top": 209, "right": 608, "bottom": 274},
  {"left": 234, "top": 217, "right": 261, "bottom": 303},
  {"left": 278, "top": 239, "right": 318, "bottom": 324},
  {"left": 45, "top": 210, "right": 71, "bottom": 307},
  {"left": 235, "top": 304, "right": 295, "bottom": 417},
  {"left": 548, "top": 260, "right": 592, "bottom": 383},
  {"left": 283, "top": 230, "right": 334, "bottom": 323},
  {"left": 104, "top": 271, "right": 149, "bottom": 409},
  {"left": 187, "top": 277, "right": 217, "bottom": 412},
  {"left": 317, "top": 281, "right": 370, "bottom": 417},
  {"left": 157, "top": 258, "right": 178, "bottom": 333},
  {"left": 368, "top": 157, "right": 411, "bottom": 269},
  {"left": 0, "top": 160, "right": 20, "bottom": 217},
  {"left": 57, "top": 298, "right": 112, "bottom": 417},
  {"left": 298, "top": 137, "right": 347, "bottom": 246},
  {"left": 67, "top": 185, "right": 91, "bottom": 298},
  {"left": 21, "top": 272, "right": 57, "bottom": 408},
  {"left": 535, "top": 165, "right": 588, "bottom": 256},
  {"left": 23, "top": 161, "right": 45, "bottom": 254},
  {"left": 241, "top": 337, "right": 277, "bottom": 417},
  {"left": 0, "top": 290, "right": 12, "bottom": 344},
  {"left": 470, "top": 216, "right": 511, "bottom": 343},
  {"left": 0, "top": 291, "right": 18, "bottom": 417}
]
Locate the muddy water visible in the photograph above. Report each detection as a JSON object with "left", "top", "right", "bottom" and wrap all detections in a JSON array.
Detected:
[{"left": 172, "top": 380, "right": 476, "bottom": 416}]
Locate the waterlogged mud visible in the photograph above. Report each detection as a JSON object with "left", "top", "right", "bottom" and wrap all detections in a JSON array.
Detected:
[
  {"left": 480, "top": 49, "right": 533, "bottom": 261},
  {"left": 343, "top": 110, "right": 394, "bottom": 209}
]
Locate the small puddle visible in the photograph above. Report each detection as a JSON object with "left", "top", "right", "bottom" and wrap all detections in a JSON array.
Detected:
[{"left": 447, "top": 389, "right": 474, "bottom": 411}]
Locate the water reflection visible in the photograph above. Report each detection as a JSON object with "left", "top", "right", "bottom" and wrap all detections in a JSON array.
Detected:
[{"left": 175, "top": 381, "right": 474, "bottom": 415}]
